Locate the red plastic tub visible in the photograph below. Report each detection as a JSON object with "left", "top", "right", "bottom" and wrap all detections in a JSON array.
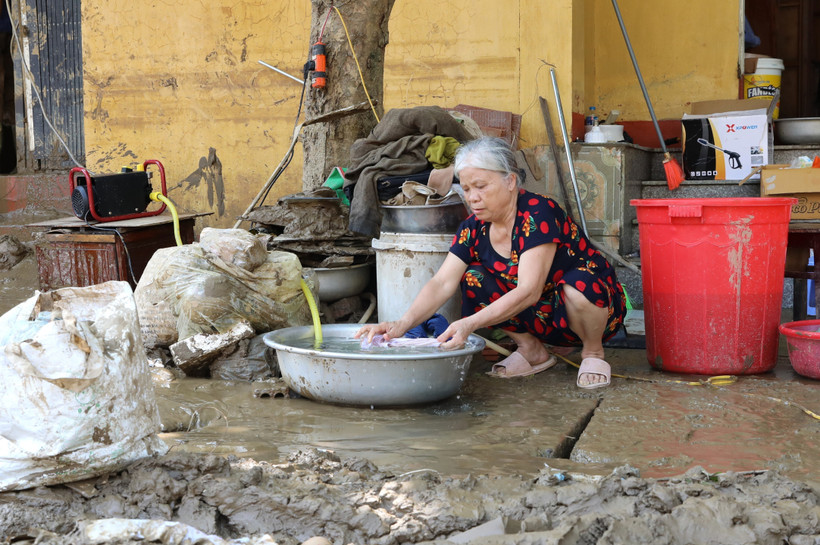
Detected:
[
  {"left": 778, "top": 320, "right": 820, "bottom": 379},
  {"left": 631, "top": 197, "right": 796, "bottom": 375}
]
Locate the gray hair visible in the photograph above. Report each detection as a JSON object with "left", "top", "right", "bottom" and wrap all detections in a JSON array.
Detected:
[{"left": 453, "top": 136, "right": 525, "bottom": 186}]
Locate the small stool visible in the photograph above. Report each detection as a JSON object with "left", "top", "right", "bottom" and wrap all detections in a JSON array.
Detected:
[{"left": 785, "top": 223, "right": 820, "bottom": 321}]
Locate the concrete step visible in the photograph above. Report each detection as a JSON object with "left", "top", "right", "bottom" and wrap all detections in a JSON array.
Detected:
[
  {"left": 640, "top": 144, "right": 820, "bottom": 185},
  {"left": 773, "top": 144, "right": 820, "bottom": 165},
  {"left": 614, "top": 260, "right": 643, "bottom": 308},
  {"left": 640, "top": 178, "right": 762, "bottom": 200}
]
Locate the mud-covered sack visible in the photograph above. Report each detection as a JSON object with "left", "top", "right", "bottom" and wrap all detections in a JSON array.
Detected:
[
  {"left": 135, "top": 245, "right": 310, "bottom": 346},
  {"left": 199, "top": 227, "right": 267, "bottom": 271},
  {"left": 81, "top": 519, "right": 278, "bottom": 545},
  {"left": 0, "top": 281, "right": 168, "bottom": 492}
]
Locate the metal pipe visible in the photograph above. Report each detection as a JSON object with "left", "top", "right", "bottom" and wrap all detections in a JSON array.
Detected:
[
  {"left": 258, "top": 60, "right": 303, "bottom": 84},
  {"left": 549, "top": 67, "right": 588, "bottom": 236}
]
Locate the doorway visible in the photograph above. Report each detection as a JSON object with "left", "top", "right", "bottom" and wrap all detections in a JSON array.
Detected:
[
  {"left": 4, "top": 0, "right": 85, "bottom": 173},
  {"left": 0, "top": 2, "right": 14, "bottom": 173},
  {"left": 745, "top": 0, "right": 820, "bottom": 119}
]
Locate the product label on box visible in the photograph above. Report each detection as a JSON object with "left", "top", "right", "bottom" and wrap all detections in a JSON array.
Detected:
[
  {"left": 791, "top": 196, "right": 820, "bottom": 218},
  {"left": 682, "top": 113, "right": 769, "bottom": 181}
]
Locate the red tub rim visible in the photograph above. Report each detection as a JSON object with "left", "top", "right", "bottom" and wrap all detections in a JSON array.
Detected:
[
  {"left": 631, "top": 197, "right": 798, "bottom": 207},
  {"left": 779, "top": 320, "right": 820, "bottom": 340}
]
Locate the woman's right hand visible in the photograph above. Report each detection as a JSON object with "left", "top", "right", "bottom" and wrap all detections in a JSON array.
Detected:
[{"left": 354, "top": 321, "right": 409, "bottom": 343}]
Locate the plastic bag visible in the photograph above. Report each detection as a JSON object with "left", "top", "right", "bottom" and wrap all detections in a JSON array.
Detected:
[
  {"left": 81, "top": 519, "right": 277, "bottom": 545},
  {"left": 0, "top": 281, "right": 168, "bottom": 492},
  {"left": 135, "top": 245, "right": 310, "bottom": 346},
  {"left": 199, "top": 227, "right": 268, "bottom": 271}
]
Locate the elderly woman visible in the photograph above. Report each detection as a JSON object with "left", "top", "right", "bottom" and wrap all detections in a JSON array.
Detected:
[{"left": 357, "top": 137, "right": 626, "bottom": 388}]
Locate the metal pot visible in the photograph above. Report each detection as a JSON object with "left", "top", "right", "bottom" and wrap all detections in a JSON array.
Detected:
[
  {"left": 774, "top": 118, "right": 820, "bottom": 145},
  {"left": 263, "top": 324, "right": 485, "bottom": 406},
  {"left": 380, "top": 202, "right": 468, "bottom": 234},
  {"left": 312, "top": 263, "right": 371, "bottom": 303}
]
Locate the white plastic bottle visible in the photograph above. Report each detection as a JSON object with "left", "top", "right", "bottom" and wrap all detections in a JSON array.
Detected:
[{"left": 584, "top": 106, "right": 598, "bottom": 131}]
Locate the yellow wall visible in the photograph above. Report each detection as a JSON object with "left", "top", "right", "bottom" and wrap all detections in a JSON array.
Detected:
[
  {"left": 384, "top": 0, "right": 578, "bottom": 149},
  {"left": 588, "top": 0, "right": 741, "bottom": 122},
  {"left": 82, "top": 1, "right": 312, "bottom": 228},
  {"left": 81, "top": 0, "right": 741, "bottom": 229}
]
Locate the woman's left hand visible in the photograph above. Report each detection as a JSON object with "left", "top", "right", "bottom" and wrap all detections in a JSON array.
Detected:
[{"left": 436, "top": 318, "right": 475, "bottom": 350}]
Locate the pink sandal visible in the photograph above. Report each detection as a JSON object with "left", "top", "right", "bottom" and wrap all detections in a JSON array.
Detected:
[
  {"left": 488, "top": 351, "right": 558, "bottom": 378},
  {"left": 576, "top": 358, "right": 611, "bottom": 389}
]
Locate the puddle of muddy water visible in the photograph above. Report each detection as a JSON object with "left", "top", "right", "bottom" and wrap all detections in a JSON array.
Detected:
[
  {"left": 0, "top": 256, "right": 39, "bottom": 313},
  {"left": 155, "top": 361, "right": 612, "bottom": 478}
]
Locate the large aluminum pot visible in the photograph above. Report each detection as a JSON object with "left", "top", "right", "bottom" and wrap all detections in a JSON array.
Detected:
[
  {"left": 774, "top": 117, "right": 820, "bottom": 145},
  {"left": 263, "top": 324, "right": 485, "bottom": 406},
  {"left": 380, "top": 202, "right": 468, "bottom": 234}
]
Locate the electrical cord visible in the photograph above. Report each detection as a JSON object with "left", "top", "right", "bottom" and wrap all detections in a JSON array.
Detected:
[
  {"left": 518, "top": 60, "right": 553, "bottom": 123},
  {"left": 318, "top": 6, "right": 333, "bottom": 40},
  {"left": 74, "top": 221, "right": 139, "bottom": 285},
  {"left": 5, "top": 0, "right": 85, "bottom": 170},
  {"left": 331, "top": 6, "right": 380, "bottom": 123}
]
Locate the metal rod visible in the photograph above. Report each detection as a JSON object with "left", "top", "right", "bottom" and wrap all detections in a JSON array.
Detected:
[
  {"left": 538, "top": 96, "right": 574, "bottom": 219},
  {"left": 258, "top": 60, "right": 303, "bottom": 84},
  {"left": 549, "top": 67, "right": 588, "bottom": 236},
  {"left": 594, "top": 243, "right": 641, "bottom": 275},
  {"left": 611, "top": 0, "right": 667, "bottom": 154}
]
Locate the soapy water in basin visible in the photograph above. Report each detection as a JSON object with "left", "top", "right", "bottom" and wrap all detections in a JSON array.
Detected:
[{"left": 284, "top": 335, "right": 481, "bottom": 356}]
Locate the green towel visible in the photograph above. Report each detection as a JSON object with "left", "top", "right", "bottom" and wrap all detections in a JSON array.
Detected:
[
  {"left": 322, "top": 167, "right": 349, "bottom": 205},
  {"left": 425, "top": 136, "right": 461, "bottom": 169}
]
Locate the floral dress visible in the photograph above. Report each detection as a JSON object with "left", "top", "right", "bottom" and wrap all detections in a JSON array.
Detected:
[{"left": 449, "top": 189, "right": 626, "bottom": 346}]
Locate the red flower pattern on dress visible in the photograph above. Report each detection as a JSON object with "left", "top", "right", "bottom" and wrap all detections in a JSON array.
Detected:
[{"left": 449, "top": 190, "right": 626, "bottom": 347}]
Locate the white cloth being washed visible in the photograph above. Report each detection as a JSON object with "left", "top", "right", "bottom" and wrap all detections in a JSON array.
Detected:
[{"left": 360, "top": 335, "right": 442, "bottom": 350}]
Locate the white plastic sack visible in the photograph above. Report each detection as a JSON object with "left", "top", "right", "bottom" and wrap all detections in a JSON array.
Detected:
[
  {"left": 0, "top": 281, "right": 168, "bottom": 492},
  {"left": 135, "top": 245, "right": 310, "bottom": 347},
  {"left": 81, "top": 519, "right": 277, "bottom": 545}
]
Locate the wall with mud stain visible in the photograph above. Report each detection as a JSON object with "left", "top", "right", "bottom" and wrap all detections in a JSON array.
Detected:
[
  {"left": 81, "top": 1, "right": 312, "bottom": 229},
  {"left": 81, "top": 0, "right": 739, "bottom": 229}
]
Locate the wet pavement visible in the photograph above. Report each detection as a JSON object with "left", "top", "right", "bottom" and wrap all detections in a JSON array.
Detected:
[
  {"left": 1, "top": 252, "right": 819, "bottom": 544},
  {"left": 154, "top": 331, "right": 820, "bottom": 486},
  {"left": 1, "top": 252, "right": 817, "bottom": 485}
]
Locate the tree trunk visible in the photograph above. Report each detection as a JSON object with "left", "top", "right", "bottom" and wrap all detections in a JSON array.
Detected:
[{"left": 302, "top": 0, "right": 395, "bottom": 192}]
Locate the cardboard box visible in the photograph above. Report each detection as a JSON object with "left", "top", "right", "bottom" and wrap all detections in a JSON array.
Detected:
[
  {"left": 760, "top": 164, "right": 820, "bottom": 220},
  {"left": 682, "top": 97, "right": 775, "bottom": 181}
]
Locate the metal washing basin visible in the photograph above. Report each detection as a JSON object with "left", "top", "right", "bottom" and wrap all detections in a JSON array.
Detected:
[{"left": 263, "top": 324, "right": 485, "bottom": 407}]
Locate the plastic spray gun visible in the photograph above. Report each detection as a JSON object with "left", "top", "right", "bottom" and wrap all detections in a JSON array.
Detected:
[{"left": 696, "top": 138, "right": 742, "bottom": 169}]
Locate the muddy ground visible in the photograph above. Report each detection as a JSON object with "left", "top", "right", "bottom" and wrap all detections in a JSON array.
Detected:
[
  {"left": 0, "top": 243, "right": 819, "bottom": 544},
  {"left": 2, "top": 448, "right": 820, "bottom": 545}
]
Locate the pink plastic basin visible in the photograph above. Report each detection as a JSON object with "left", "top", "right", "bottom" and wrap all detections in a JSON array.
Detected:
[{"left": 778, "top": 320, "right": 820, "bottom": 379}]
